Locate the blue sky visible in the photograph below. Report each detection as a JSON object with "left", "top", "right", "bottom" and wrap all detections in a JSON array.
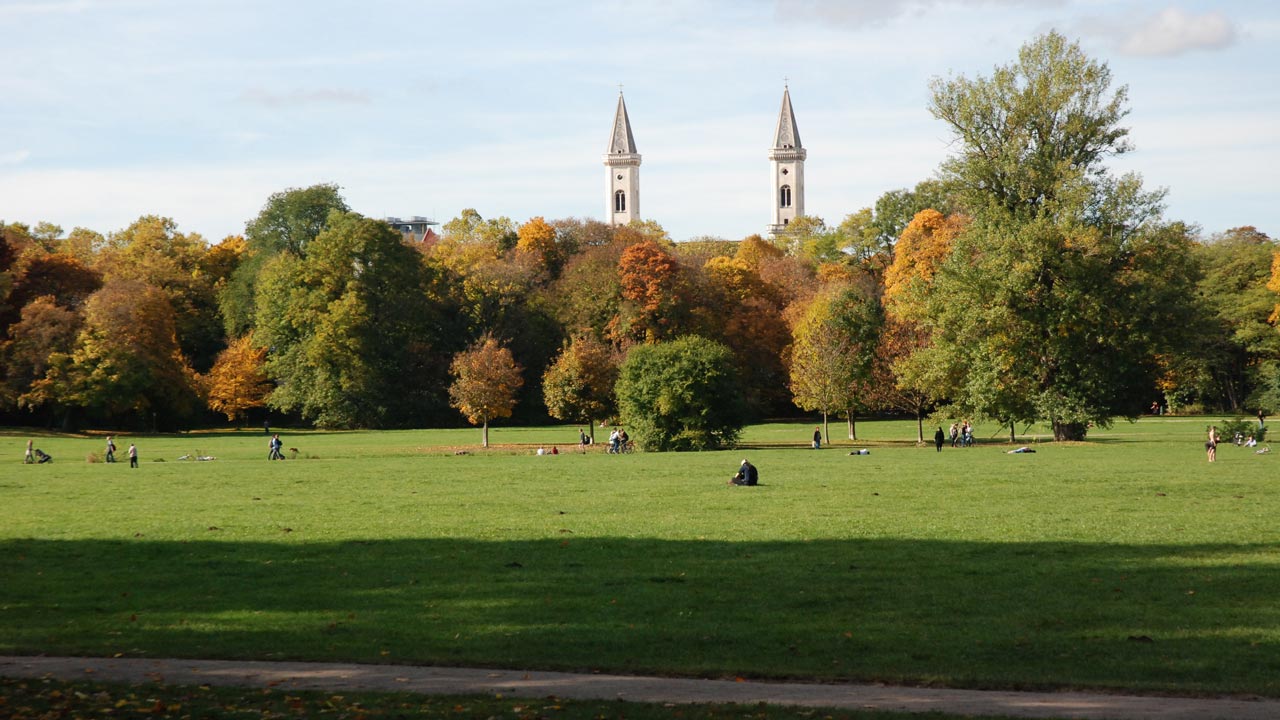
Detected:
[{"left": 2, "top": 0, "right": 1276, "bottom": 242}]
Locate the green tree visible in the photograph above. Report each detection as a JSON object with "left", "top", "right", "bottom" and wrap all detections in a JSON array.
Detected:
[
  {"left": 615, "top": 336, "right": 745, "bottom": 451},
  {"left": 220, "top": 184, "right": 349, "bottom": 336},
  {"left": 254, "top": 211, "right": 447, "bottom": 428},
  {"left": 449, "top": 334, "right": 524, "bottom": 447},
  {"left": 929, "top": 30, "right": 1131, "bottom": 218},
  {"left": 541, "top": 336, "right": 618, "bottom": 442},
  {"left": 913, "top": 32, "right": 1197, "bottom": 441}
]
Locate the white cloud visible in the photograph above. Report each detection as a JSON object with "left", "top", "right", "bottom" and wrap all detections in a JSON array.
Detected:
[
  {"left": 774, "top": 0, "right": 1066, "bottom": 28},
  {"left": 1110, "top": 7, "right": 1237, "bottom": 57}
]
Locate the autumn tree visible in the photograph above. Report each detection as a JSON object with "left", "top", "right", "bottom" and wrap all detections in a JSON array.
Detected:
[
  {"left": 542, "top": 336, "right": 618, "bottom": 441},
  {"left": 203, "top": 335, "right": 271, "bottom": 423},
  {"left": 0, "top": 296, "right": 81, "bottom": 415},
  {"left": 98, "top": 215, "right": 222, "bottom": 371},
  {"left": 614, "top": 239, "right": 687, "bottom": 344},
  {"left": 789, "top": 284, "right": 883, "bottom": 443},
  {"left": 615, "top": 336, "right": 745, "bottom": 451},
  {"left": 33, "top": 279, "right": 200, "bottom": 429},
  {"left": 449, "top": 334, "right": 524, "bottom": 447},
  {"left": 515, "top": 216, "right": 560, "bottom": 275}
]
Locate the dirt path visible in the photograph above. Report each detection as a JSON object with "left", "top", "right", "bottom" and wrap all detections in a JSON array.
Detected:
[{"left": 3, "top": 655, "right": 1276, "bottom": 720}]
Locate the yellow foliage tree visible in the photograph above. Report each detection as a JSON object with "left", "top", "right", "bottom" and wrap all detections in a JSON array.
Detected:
[
  {"left": 203, "top": 334, "right": 271, "bottom": 423},
  {"left": 515, "top": 216, "right": 558, "bottom": 272}
]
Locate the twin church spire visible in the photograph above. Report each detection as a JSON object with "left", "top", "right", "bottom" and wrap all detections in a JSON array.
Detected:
[{"left": 603, "top": 87, "right": 805, "bottom": 236}]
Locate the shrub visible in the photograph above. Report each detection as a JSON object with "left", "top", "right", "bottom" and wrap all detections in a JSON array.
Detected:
[
  {"left": 1219, "top": 418, "right": 1267, "bottom": 444},
  {"left": 615, "top": 336, "right": 746, "bottom": 451}
]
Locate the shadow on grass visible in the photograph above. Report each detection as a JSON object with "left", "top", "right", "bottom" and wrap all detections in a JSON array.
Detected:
[{"left": 3, "top": 537, "right": 1279, "bottom": 696}]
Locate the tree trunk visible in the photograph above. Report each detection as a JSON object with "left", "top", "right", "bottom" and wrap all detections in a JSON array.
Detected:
[
  {"left": 1052, "top": 420, "right": 1087, "bottom": 441},
  {"left": 588, "top": 421, "right": 595, "bottom": 444},
  {"left": 916, "top": 408, "right": 924, "bottom": 443},
  {"left": 1010, "top": 421, "right": 1016, "bottom": 443},
  {"left": 822, "top": 411, "right": 829, "bottom": 447},
  {"left": 846, "top": 410, "right": 856, "bottom": 441},
  {"left": 482, "top": 419, "right": 490, "bottom": 448}
]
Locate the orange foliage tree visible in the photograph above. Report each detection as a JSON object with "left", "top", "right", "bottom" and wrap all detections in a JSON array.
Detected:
[
  {"left": 448, "top": 334, "right": 524, "bottom": 447},
  {"left": 614, "top": 240, "right": 686, "bottom": 344},
  {"left": 203, "top": 334, "right": 271, "bottom": 423}
]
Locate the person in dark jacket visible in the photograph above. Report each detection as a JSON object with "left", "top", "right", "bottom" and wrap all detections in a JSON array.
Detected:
[
  {"left": 934, "top": 426, "right": 945, "bottom": 452},
  {"left": 729, "top": 459, "right": 759, "bottom": 486}
]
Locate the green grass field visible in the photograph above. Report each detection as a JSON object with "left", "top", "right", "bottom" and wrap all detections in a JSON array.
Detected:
[{"left": 3, "top": 417, "right": 1278, "bottom": 700}]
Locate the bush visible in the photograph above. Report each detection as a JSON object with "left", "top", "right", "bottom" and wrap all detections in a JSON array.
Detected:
[
  {"left": 615, "top": 336, "right": 747, "bottom": 451},
  {"left": 1219, "top": 418, "right": 1267, "bottom": 444}
]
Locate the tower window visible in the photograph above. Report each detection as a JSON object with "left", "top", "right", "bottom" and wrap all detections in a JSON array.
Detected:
[
  {"left": 780, "top": 184, "right": 792, "bottom": 209},
  {"left": 614, "top": 190, "right": 627, "bottom": 213}
]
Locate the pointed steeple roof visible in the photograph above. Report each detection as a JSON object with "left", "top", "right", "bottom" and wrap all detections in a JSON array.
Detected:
[
  {"left": 772, "top": 86, "right": 802, "bottom": 150},
  {"left": 607, "top": 92, "right": 638, "bottom": 155}
]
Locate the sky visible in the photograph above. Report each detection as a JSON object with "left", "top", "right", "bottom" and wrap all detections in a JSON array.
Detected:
[{"left": 1, "top": 0, "right": 1277, "bottom": 243}]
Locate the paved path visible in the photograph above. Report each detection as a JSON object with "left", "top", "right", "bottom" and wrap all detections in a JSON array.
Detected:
[{"left": 3, "top": 655, "right": 1277, "bottom": 720}]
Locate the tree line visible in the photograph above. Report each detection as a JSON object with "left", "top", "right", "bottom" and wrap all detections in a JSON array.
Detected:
[{"left": 1, "top": 32, "right": 1277, "bottom": 446}]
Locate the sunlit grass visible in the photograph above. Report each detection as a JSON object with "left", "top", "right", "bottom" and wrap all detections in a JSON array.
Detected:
[{"left": 3, "top": 417, "right": 1279, "bottom": 696}]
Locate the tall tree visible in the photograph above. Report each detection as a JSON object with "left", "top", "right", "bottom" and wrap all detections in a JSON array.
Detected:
[
  {"left": 449, "top": 334, "right": 524, "bottom": 447},
  {"left": 220, "top": 184, "right": 349, "bottom": 336},
  {"left": 255, "top": 211, "right": 447, "bottom": 428},
  {"left": 614, "top": 239, "right": 686, "bottom": 344},
  {"left": 913, "top": 31, "right": 1197, "bottom": 440}
]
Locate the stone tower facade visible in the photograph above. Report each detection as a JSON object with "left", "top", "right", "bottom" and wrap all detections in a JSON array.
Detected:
[
  {"left": 604, "top": 92, "right": 641, "bottom": 225},
  {"left": 768, "top": 86, "right": 806, "bottom": 236}
]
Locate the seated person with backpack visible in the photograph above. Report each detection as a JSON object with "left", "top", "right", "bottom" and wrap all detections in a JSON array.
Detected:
[{"left": 729, "top": 459, "right": 758, "bottom": 486}]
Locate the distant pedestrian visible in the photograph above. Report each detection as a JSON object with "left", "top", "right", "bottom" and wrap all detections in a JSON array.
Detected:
[
  {"left": 812, "top": 426, "right": 822, "bottom": 449},
  {"left": 24, "top": 439, "right": 35, "bottom": 464},
  {"left": 105, "top": 436, "right": 117, "bottom": 463},
  {"left": 949, "top": 423, "right": 959, "bottom": 448},
  {"left": 934, "top": 426, "right": 945, "bottom": 452},
  {"left": 1258, "top": 409, "right": 1266, "bottom": 430},
  {"left": 268, "top": 434, "right": 284, "bottom": 460},
  {"left": 128, "top": 443, "right": 138, "bottom": 468},
  {"left": 264, "top": 420, "right": 271, "bottom": 435},
  {"left": 1206, "top": 426, "right": 1220, "bottom": 463}
]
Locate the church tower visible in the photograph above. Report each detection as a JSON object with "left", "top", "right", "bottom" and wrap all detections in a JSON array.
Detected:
[
  {"left": 769, "top": 86, "right": 806, "bottom": 236},
  {"left": 604, "top": 91, "right": 641, "bottom": 225}
]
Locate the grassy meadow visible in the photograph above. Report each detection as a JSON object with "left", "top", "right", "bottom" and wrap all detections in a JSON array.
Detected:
[{"left": 3, "top": 417, "right": 1279, "bottom": 698}]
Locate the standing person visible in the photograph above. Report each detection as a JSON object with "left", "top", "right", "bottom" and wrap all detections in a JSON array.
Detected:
[
  {"left": 579, "top": 428, "right": 588, "bottom": 448},
  {"left": 105, "top": 436, "right": 117, "bottom": 463},
  {"left": 264, "top": 419, "right": 271, "bottom": 435},
  {"left": 609, "top": 427, "right": 620, "bottom": 454},
  {"left": 934, "top": 426, "right": 945, "bottom": 452},
  {"left": 961, "top": 421, "right": 973, "bottom": 447},
  {"left": 949, "top": 423, "right": 959, "bottom": 448},
  {"left": 128, "top": 443, "right": 138, "bottom": 468},
  {"left": 618, "top": 428, "right": 630, "bottom": 452},
  {"left": 1258, "top": 409, "right": 1266, "bottom": 430},
  {"left": 812, "top": 426, "right": 822, "bottom": 449},
  {"left": 1206, "top": 426, "right": 1220, "bottom": 463},
  {"left": 25, "top": 439, "right": 35, "bottom": 464}
]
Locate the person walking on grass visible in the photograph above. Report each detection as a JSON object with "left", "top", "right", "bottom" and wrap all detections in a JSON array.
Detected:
[
  {"left": 25, "top": 439, "right": 35, "bottom": 464},
  {"left": 105, "top": 436, "right": 116, "bottom": 463},
  {"left": 128, "top": 443, "right": 138, "bottom": 468},
  {"left": 813, "top": 426, "right": 822, "bottom": 449},
  {"left": 934, "top": 426, "right": 945, "bottom": 452}
]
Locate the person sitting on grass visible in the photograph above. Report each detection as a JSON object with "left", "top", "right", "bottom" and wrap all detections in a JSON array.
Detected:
[{"left": 729, "top": 459, "right": 758, "bottom": 486}]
